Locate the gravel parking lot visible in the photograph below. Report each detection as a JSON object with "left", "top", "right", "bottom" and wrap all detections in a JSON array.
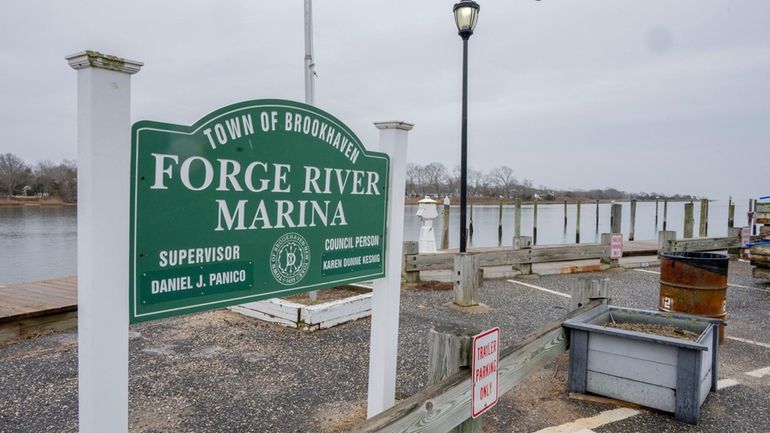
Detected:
[{"left": 1, "top": 260, "right": 768, "bottom": 432}]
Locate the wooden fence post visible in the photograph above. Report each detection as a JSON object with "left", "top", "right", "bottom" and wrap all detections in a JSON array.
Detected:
[
  {"left": 658, "top": 230, "right": 676, "bottom": 256},
  {"left": 655, "top": 197, "right": 659, "bottom": 230},
  {"left": 441, "top": 200, "right": 450, "bottom": 250},
  {"left": 454, "top": 253, "right": 481, "bottom": 307},
  {"left": 663, "top": 199, "right": 669, "bottom": 231},
  {"left": 683, "top": 202, "right": 694, "bottom": 239},
  {"left": 576, "top": 200, "right": 582, "bottom": 244},
  {"left": 514, "top": 198, "right": 522, "bottom": 239},
  {"left": 428, "top": 325, "right": 483, "bottom": 433},
  {"left": 600, "top": 233, "right": 619, "bottom": 268},
  {"left": 402, "top": 241, "right": 420, "bottom": 283},
  {"left": 728, "top": 203, "right": 735, "bottom": 229},
  {"left": 727, "top": 227, "right": 741, "bottom": 259},
  {"left": 512, "top": 236, "right": 533, "bottom": 275},
  {"left": 610, "top": 203, "right": 622, "bottom": 234},
  {"left": 699, "top": 199, "right": 709, "bottom": 237},
  {"left": 629, "top": 199, "right": 636, "bottom": 241},
  {"left": 570, "top": 278, "right": 610, "bottom": 311}
]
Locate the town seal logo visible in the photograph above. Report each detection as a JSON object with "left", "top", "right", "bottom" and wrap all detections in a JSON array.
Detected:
[{"left": 270, "top": 233, "right": 311, "bottom": 286}]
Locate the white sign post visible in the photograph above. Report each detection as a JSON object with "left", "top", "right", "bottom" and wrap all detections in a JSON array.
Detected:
[
  {"left": 67, "top": 51, "right": 142, "bottom": 433},
  {"left": 367, "top": 121, "right": 413, "bottom": 417},
  {"left": 610, "top": 234, "right": 623, "bottom": 260},
  {"left": 472, "top": 327, "right": 500, "bottom": 419}
]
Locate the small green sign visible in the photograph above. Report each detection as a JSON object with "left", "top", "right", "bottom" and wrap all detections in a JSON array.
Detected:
[{"left": 129, "top": 99, "right": 389, "bottom": 323}]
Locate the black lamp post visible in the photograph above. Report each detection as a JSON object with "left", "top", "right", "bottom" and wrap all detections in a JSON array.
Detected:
[{"left": 453, "top": 0, "right": 480, "bottom": 253}]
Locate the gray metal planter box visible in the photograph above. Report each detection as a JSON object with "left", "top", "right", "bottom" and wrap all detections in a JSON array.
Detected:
[{"left": 563, "top": 305, "right": 720, "bottom": 424}]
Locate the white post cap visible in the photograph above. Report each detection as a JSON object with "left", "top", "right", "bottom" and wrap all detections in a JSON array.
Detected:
[
  {"left": 374, "top": 121, "right": 414, "bottom": 131},
  {"left": 66, "top": 50, "right": 143, "bottom": 74}
]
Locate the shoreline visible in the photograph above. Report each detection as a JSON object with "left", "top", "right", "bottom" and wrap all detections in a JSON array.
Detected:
[
  {"left": 0, "top": 197, "right": 694, "bottom": 208},
  {"left": 0, "top": 197, "right": 76, "bottom": 207},
  {"left": 404, "top": 197, "right": 695, "bottom": 205}
]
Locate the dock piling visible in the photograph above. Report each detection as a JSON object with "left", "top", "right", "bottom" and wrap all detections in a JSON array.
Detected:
[
  {"left": 514, "top": 198, "right": 522, "bottom": 239},
  {"left": 595, "top": 200, "right": 599, "bottom": 233},
  {"left": 533, "top": 199, "right": 539, "bottom": 245},
  {"left": 497, "top": 199, "right": 503, "bottom": 247},
  {"left": 441, "top": 200, "right": 450, "bottom": 250},
  {"left": 564, "top": 199, "right": 568, "bottom": 230},
  {"left": 683, "top": 202, "right": 694, "bottom": 239},
  {"left": 699, "top": 199, "right": 709, "bottom": 237},
  {"left": 610, "top": 203, "right": 622, "bottom": 234},
  {"left": 576, "top": 200, "right": 582, "bottom": 244},
  {"left": 629, "top": 199, "right": 636, "bottom": 241}
]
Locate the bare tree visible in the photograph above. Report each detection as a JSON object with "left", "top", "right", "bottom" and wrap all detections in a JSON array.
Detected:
[
  {"left": 32, "top": 159, "right": 77, "bottom": 202},
  {"left": 0, "top": 153, "right": 30, "bottom": 196},
  {"left": 406, "top": 163, "right": 419, "bottom": 196},
  {"left": 447, "top": 165, "right": 461, "bottom": 197},
  {"left": 488, "top": 166, "right": 517, "bottom": 198},
  {"left": 54, "top": 160, "right": 78, "bottom": 203},
  {"left": 468, "top": 168, "right": 485, "bottom": 197},
  {"left": 422, "top": 162, "right": 448, "bottom": 196}
]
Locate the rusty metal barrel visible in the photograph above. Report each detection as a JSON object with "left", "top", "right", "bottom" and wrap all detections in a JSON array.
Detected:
[{"left": 659, "top": 252, "right": 728, "bottom": 343}]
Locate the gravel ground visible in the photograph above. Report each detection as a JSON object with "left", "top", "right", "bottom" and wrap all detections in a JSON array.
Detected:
[{"left": 1, "top": 260, "right": 769, "bottom": 432}]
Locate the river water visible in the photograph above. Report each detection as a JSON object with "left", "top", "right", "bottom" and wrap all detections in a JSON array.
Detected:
[{"left": 0, "top": 199, "right": 749, "bottom": 284}]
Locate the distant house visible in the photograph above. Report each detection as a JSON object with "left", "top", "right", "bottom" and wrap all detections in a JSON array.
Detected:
[{"left": 21, "top": 185, "right": 32, "bottom": 196}]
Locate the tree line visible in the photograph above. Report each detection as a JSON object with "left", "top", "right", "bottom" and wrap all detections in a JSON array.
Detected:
[
  {"left": 406, "top": 162, "right": 694, "bottom": 201},
  {"left": 0, "top": 154, "right": 693, "bottom": 205},
  {"left": 0, "top": 153, "right": 77, "bottom": 203}
]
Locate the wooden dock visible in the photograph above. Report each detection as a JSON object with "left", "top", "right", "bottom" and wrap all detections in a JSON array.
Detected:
[{"left": 0, "top": 276, "right": 77, "bottom": 343}]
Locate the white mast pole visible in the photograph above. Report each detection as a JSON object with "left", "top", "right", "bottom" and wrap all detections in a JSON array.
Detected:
[
  {"left": 304, "top": 0, "right": 316, "bottom": 105},
  {"left": 304, "top": 0, "right": 318, "bottom": 301}
]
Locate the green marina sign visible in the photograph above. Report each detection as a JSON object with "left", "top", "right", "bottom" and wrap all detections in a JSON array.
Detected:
[{"left": 129, "top": 99, "right": 389, "bottom": 323}]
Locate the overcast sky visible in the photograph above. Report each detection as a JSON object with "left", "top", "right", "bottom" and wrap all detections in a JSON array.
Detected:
[{"left": 1, "top": 0, "right": 768, "bottom": 200}]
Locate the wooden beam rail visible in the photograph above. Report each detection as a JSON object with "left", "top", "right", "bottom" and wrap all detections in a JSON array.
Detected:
[
  {"left": 405, "top": 244, "right": 607, "bottom": 273},
  {"left": 351, "top": 301, "right": 602, "bottom": 433},
  {"left": 663, "top": 236, "right": 741, "bottom": 253}
]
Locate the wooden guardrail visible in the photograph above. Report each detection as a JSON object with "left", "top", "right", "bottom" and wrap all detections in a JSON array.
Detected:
[
  {"left": 403, "top": 241, "right": 610, "bottom": 278},
  {"left": 350, "top": 300, "right": 604, "bottom": 433},
  {"left": 658, "top": 231, "right": 742, "bottom": 254}
]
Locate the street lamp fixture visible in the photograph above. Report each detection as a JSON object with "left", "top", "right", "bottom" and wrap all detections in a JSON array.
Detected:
[
  {"left": 453, "top": 0, "right": 480, "bottom": 253},
  {"left": 453, "top": 1, "right": 480, "bottom": 38}
]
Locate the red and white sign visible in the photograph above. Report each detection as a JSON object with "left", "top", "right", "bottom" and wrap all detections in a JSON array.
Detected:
[
  {"left": 471, "top": 327, "right": 500, "bottom": 418},
  {"left": 610, "top": 234, "right": 623, "bottom": 259},
  {"left": 741, "top": 226, "right": 751, "bottom": 247}
]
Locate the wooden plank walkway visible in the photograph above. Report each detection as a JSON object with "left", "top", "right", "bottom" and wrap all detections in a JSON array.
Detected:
[{"left": 0, "top": 276, "right": 77, "bottom": 343}]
